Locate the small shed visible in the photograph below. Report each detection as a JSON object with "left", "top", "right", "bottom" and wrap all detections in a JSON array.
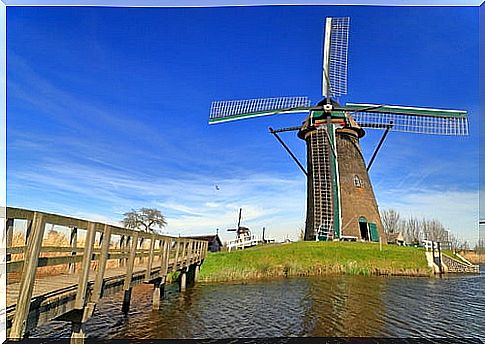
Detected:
[
  {"left": 387, "top": 232, "right": 405, "bottom": 246},
  {"left": 186, "top": 234, "right": 223, "bottom": 252}
]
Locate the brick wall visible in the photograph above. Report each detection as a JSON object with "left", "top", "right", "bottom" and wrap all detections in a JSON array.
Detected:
[
  {"left": 336, "top": 128, "right": 385, "bottom": 241},
  {"left": 442, "top": 254, "right": 480, "bottom": 273}
]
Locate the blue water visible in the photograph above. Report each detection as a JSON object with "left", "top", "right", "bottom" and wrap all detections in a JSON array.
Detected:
[{"left": 31, "top": 267, "right": 484, "bottom": 339}]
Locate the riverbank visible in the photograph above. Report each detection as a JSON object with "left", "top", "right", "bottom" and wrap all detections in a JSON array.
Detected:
[
  {"left": 458, "top": 250, "right": 485, "bottom": 264},
  {"left": 198, "top": 241, "right": 432, "bottom": 282}
]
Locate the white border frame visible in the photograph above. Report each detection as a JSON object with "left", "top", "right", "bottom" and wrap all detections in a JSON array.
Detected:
[{"left": 0, "top": 1, "right": 482, "bottom": 342}]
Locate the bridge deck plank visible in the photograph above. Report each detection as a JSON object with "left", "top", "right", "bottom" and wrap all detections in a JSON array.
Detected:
[{"left": 6, "top": 259, "right": 175, "bottom": 309}]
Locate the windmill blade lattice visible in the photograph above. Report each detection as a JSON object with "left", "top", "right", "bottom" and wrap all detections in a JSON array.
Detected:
[
  {"left": 209, "top": 96, "right": 311, "bottom": 124},
  {"left": 344, "top": 103, "right": 468, "bottom": 136},
  {"left": 323, "top": 17, "right": 350, "bottom": 98}
]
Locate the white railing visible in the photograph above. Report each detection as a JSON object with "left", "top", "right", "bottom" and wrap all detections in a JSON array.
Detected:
[
  {"left": 227, "top": 235, "right": 259, "bottom": 252},
  {"left": 422, "top": 239, "right": 434, "bottom": 251}
]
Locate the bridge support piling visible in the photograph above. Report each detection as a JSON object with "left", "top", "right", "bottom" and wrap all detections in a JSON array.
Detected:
[
  {"left": 152, "top": 277, "right": 166, "bottom": 310},
  {"left": 179, "top": 268, "right": 187, "bottom": 292},
  {"left": 71, "top": 321, "right": 86, "bottom": 344},
  {"left": 122, "top": 288, "right": 132, "bottom": 314},
  {"left": 194, "top": 264, "right": 200, "bottom": 283},
  {"left": 186, "top": 263, "right": 198, "bottom": 287}
]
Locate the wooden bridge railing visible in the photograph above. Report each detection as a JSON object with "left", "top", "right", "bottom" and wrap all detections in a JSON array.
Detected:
[{"left": 5, "top": 207, "right": 208, "bottom": 341}]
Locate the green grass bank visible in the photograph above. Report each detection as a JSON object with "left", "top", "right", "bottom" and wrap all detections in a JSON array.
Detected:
[{"left": 198, "top": 241, "right": 432, "bottom": 282}]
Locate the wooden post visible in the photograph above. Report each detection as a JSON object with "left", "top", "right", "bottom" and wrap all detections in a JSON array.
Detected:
[
  {"left": 191, "top": 241, "right": 195, "bottom": 263},
  {"left": 24, "top": 219, "right": 33, "bottom": 245},
  {"left": 10, "top": 212, "right": 45, "bottom": 340},
  {"left": 187, "top": 241, "right": 192, "bottom": 264},
  {"left": 194, "top": 264, "right": 200, "bottom": 283},
  {"left": 70, "top": 225, "right": 111, "bottom": 338},
  {"left": 174, "top": 240, "right": 181, "bottom": 269},
  {"left": 70, "top": 321, "right": 86, "bottom": 344},
  {"left": 179, "top": 267, "right": 187, "bottom": 292},
  {"left": 158, "top": 239, "right": 165, "bottom": 273},
  {"left": 68, "top": 227, "right": 78, "bottom": 274},
  {"left": 163, "top": 240, "right": 171, "bottom": 275},
  {"left": 180, "top": 240, "right": 187, "bottom": 268},
  {"left": 6, "top": 218, "right": 14, "bottom": 262},
  {"left": 437, "top": 242, "right": 443, "bottom": 274},
  {"left": 158, "top": 240, "right": 164, "bottom": 274},
  {"left": 124, "top": 236, "right": 131, "bottom": 267},
  {"left": 138, "top": 237, "right": 145, "bottom": 264},
  {"left": 145, "top": 234, "right": 156, "bottom": 281},
  {"left": 185, "top": 240, "right": 190, "bottom": 264},
  {"left": 187, "top": 264, "right": 196, "bottom": 286},
  {"left": 74, "top": 222, "right": 97, "bottom": 309},
  {"left": 122, "top": 232, "right": 139, "bottom": 314},
  {"left": 152, "top": 276, "right": 165, "bottom": 310},
  {"left": 91, "top": 224, "right": 111, "bottom": 304},
  {"left": 160, "top": 276, "right": 166, "bottom": 299},
  {"left": 118, "top": 235, "right": 125, "bottom": 267}
]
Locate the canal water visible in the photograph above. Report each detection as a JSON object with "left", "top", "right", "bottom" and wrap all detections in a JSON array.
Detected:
[{"left": 31, "top": 267, "right": 484, "bottom": 339}]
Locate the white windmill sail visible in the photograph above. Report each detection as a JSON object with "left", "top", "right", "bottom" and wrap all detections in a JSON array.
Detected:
[
  {"left": 209, "top": 96, "right": 311, "bottom": 124},
  {"left": 343, "top": 103, "right": 469, "bottom": 136},
  {"left": 322, "top": 17, "right": 350, "bottom": 98}
]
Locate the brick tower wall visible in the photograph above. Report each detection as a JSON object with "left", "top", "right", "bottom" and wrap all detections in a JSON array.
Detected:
[{"left": 336, "top": 128, "right": 386, "bottom": 241}]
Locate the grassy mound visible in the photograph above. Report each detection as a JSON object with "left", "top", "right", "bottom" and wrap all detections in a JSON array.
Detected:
[{"left": 199, "top": 241, "right": 432, "bottom": 282}]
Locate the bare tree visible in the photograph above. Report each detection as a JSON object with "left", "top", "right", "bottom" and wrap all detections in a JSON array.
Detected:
[
  {"left": 380, "top": 209, "right": 401, "bottom": 234},
  {"left": 122, "top": 208, "right": 167, "bottom": 233},
  {"left": 474, "top": 239, "right": 484, "bottom": 254},
  {"left": 449, "top": 231, "right": 464, "bottom": 252},
  {"left": 422, "top": 219, "right": 448, "bottom": 242},
  {"left": 403, "top": 216, "right": 421, "bottom": 244},
  {"left": 381, "top": 211, "right": 467, "bottom": 248},
  {"left": 297, "top": 226, "right": 305, "bottom": 241}
]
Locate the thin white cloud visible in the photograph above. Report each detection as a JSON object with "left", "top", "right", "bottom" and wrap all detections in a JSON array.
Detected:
[
  {"left": 8, "top": 155, "right": 306, "bottom": 242},
  {"left": 8, "top": 147, "right": 479, "bottom": 244}
]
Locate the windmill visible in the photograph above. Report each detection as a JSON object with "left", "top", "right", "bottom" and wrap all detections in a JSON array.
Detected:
[
  {"left": 226, "top": 208, "right": 257, "bottom": 250},
  {"left": 208, "top": 17, "right": 469, "bottom": 242},
  {"left": 226, "top": 208, "right": 252, "bottom": 241}
]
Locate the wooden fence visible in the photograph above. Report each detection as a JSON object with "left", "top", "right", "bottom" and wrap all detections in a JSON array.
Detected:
[{"left": 5, "top": 207, "right": 208, "bottom": 341}]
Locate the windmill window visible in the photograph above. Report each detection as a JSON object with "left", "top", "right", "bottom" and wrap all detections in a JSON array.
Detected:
[{"left": 353, "top": 175, "right": 363, "bottom": 188}]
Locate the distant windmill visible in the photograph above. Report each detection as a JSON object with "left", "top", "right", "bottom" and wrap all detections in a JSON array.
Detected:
[
  {"left": 209, "top": 17, "right": 468, "bottom": 242},
  {"left": 226, "top": 208, "right": 252, "bottom": 241}
]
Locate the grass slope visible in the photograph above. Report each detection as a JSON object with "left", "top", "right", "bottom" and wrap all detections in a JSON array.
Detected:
[{"left": 199, "top": 241, "right": 431, "bottom": 282}]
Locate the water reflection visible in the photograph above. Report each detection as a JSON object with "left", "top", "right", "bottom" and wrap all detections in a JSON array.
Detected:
[
  {"left": 301, "top": 275, "right": 385, "bottom": 337},
  {"left": 30, "top": 270, "right": 484, "bottom": 339}
]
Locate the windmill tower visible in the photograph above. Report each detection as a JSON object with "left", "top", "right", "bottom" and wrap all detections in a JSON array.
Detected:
[{"left": 208, "top": 17, "right": 469, "bottom": 242}]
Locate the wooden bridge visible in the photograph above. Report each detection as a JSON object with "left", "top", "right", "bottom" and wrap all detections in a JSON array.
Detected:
[{"left": 4, "top": 207, "right": 208, "bottom": 342}]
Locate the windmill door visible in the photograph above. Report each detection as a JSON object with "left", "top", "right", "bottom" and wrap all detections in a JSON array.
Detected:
[
  {"left": 369, "top": 223, "right": 379, "bottom": 242},
  {"left": 358, "top": 217, "right": 369, "bottom": 240}
]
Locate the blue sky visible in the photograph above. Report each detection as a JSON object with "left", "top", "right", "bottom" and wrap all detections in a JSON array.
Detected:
[{"left": 7, "top": 6, "right": 479, "bottom": 243}]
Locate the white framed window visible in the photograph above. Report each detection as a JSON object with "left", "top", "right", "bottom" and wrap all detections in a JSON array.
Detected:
[{"left": 353, "top": 175, "right": 363, "bottom": 188}]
